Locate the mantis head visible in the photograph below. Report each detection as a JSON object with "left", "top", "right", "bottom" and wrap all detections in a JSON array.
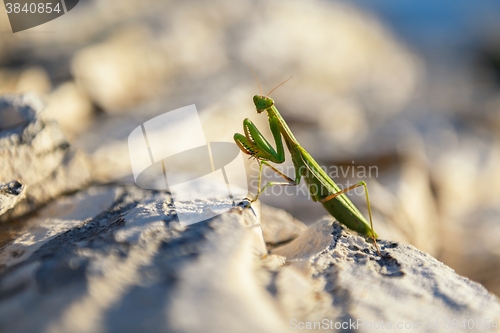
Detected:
[
  {"left": 250, "top": 73, "right": 290, "bottom": 113},
  {"left": 253, "top": 95, "right": 274, "bottom": 113}
]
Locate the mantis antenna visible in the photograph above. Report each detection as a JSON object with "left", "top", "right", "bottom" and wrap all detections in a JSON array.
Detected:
[
  {"left": 267, "top": 76, "right": 293, "bottom": 96},
  {"left": 247, "top": 64, "right": 263, "bottom": 96}
]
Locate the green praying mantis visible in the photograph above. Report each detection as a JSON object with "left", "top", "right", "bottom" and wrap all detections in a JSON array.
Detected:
[{"left": 234, "top": 75, "right": 383, "bottom": 256}]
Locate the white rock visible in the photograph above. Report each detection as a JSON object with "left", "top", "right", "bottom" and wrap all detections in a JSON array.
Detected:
[
  {"left": 260, "top": 203, "right": 308, "bottom": 245},
  {"left": 0, "top": 94, "right": 91, "bottom": 222},
  {"left": 0, "top": 188, "right": 498, "bottom": 333},
  {"left": 43, "top": 82, "right": 94, "bottom": 138},
  {"left": 0, "top": 181, "right": 25, "bottom": 217},
  {"left": 274, "top": 217, "right": 500, "bottom": 329}
]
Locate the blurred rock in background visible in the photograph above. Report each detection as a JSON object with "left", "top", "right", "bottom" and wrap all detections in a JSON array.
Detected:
[
  {"left": 0, "top": 0, "right": 500, "bottom": 297},
  {"left": 0, "top": 95, "right": 90, "bottom": 223}
]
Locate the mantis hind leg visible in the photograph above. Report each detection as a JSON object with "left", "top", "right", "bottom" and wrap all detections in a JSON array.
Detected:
[
  {"left": 250, "top": 160, "right": 298, "bottom": 202},
  {"left": 319, "top": 181, "right": 383, "bottom": 256}
]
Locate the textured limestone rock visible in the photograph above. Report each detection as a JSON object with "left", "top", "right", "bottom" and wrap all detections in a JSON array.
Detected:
[
  {"left": 0, "top": 181, "right": 25, "bottom": 216},
  {"left": 0, "top": 184, "right": 498, "bottom": 333},
  {"left": 0, "top": 186, "right": 279, "bottom": 333},
  {"left": 0, "top": 95, "right": 91, "bottom": 222},
  {"left": 274, "top": 218, "right": 500, "bottom": 330}
]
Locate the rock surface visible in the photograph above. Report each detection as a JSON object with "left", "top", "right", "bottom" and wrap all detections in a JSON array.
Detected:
[
  {"left": 0, "top": 184, "right": 498, "bottom": 333},
  {"left": 260, "top": 203, "right": 308, "bottom": 246},
  {"left": 0, "top": 95, "right": 91, "bottom": 222},
  {"left": 0, "top": 181, "right": 25, "bottom": 216},
  {"left": 274, "top": 219, "right": 500, "bottom": 330}
]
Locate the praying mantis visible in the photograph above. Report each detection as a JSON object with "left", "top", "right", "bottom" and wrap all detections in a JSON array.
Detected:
[{"left": 233, "top": 75, "right": 383, "bottom": 255}]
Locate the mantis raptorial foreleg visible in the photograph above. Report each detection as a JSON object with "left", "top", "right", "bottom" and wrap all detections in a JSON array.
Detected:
[
  {"left": 234, "top": 118, "right": 285, "bottom": 164},
  {"left": 235, "top": 117, "right": 297, "bottom": 202}
]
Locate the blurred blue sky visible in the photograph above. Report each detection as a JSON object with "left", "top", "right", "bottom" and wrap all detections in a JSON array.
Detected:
[{"left": 345, "top": 0, "right": 500, "bottom": 54}]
